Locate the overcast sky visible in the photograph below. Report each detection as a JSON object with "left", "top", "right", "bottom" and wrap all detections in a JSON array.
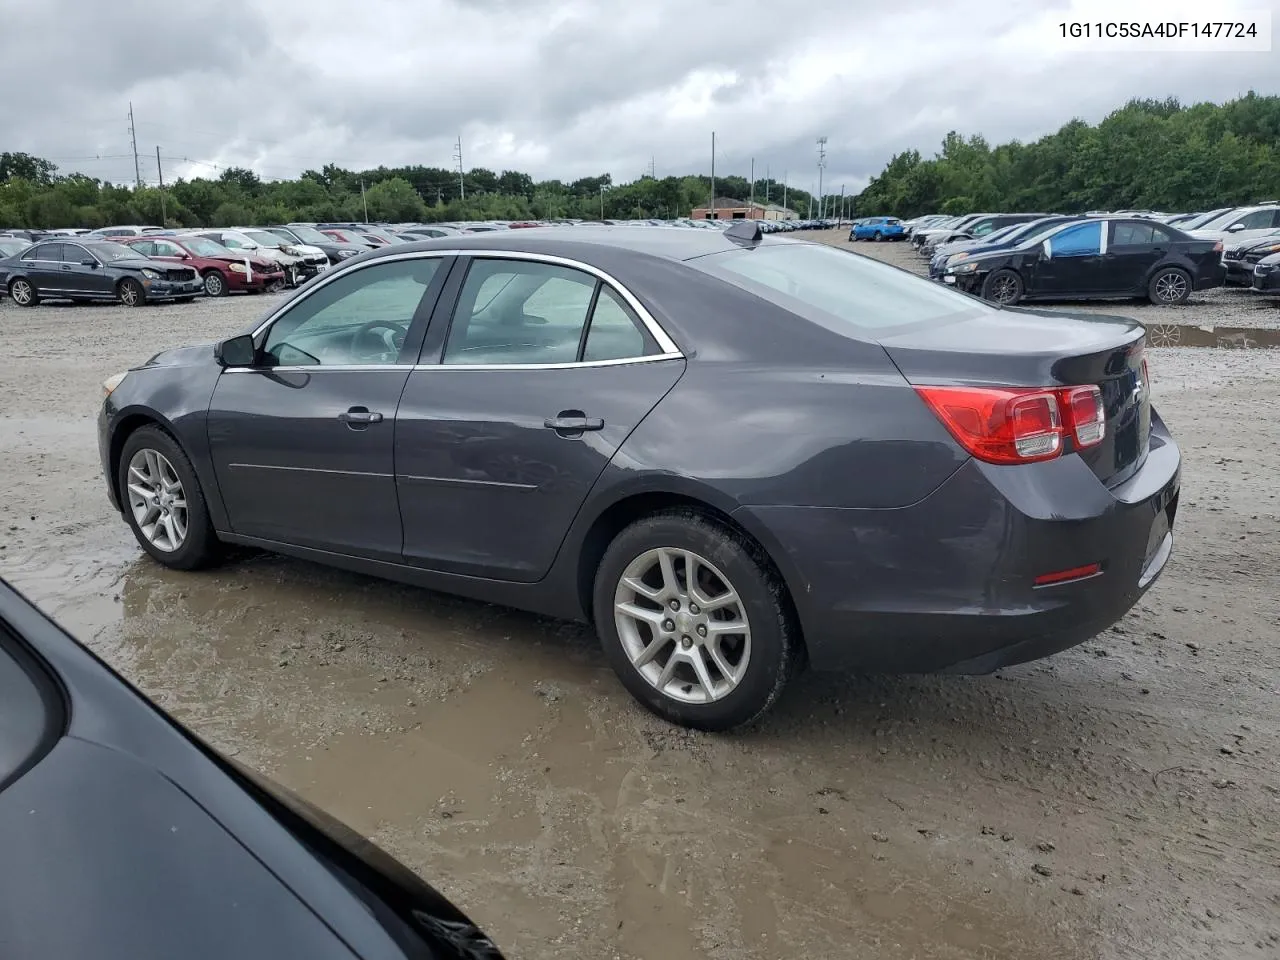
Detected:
[{"left": 0, "top": 0, "right": 1273, "bottom": 195}]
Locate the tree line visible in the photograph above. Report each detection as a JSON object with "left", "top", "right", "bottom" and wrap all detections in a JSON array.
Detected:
[
  {"left": 0, "top": 151, "right": 816, "bottom": 229},
  {"left": 853, "top": 92, "right": 1280, "bottom": 218}
]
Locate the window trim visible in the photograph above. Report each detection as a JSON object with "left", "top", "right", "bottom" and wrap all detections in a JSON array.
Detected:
[{"left": 236, "top": 249, "right": 683, "bottom": 374}]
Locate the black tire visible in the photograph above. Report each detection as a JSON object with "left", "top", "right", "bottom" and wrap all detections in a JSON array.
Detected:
[
  {"left": 175, "top": 297, "right": 195, "bottom": 304},
  {"left": 983, "top": 268, "right": 1024, "bottom": 305},
  {"left": 873, "top": 231, "right": 884, "bottom": 242},
  {"left": 592, "top": 509, "right": 798, "bottom": 731},
  {"left": 1148, "top": 267, "right": 1191, "bottom": 305},
  {"left": 117, "top": 277, "right": 145, "bottom": 308},
  {"left": 117, "top": 425, "right": 221, "bottom": 570},
  {"left": 203, "top": 270, "right": 228, "bottom": 297},
  {"left": 8, "top": 277, "right": 38, "bottom": 307}
]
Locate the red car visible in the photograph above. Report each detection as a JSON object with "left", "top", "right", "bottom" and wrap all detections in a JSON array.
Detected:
[
  {"left": 120, "top": 235, "right": 285, "bottom": 297},
  {"left": 320, "top": 228, "right": 381, "bottom": 247}
]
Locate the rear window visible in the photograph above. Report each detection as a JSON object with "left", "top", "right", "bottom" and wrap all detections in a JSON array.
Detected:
[
  {"left": 0, "top": 629, "right": 61, "bottom": 793},
  {"left": 692, "top": 241, "right": 993, "bottom": 332}
]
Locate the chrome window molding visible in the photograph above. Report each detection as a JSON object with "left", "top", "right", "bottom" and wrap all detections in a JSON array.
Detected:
[
  {"left": 242, "top": 248, "right": 683, "bottom": 367},
  {"left": 221, "top": 354, "right": 684, "bottom": 374}
]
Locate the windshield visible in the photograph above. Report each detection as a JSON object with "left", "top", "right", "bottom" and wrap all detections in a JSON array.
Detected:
[
  {"left": 287, "top": 225, "right": 331, "bottom": 244},
  {"left": 1196, "top": 208, "right": 1250, "bottom": 231},
  {"left": 1181, "top": 208, "right": 1233, "bottom": 230},
  {"left": 694, "top": 241, "right": 992, "bottom": 333},
  {"left": 89, "top": 242, "right": 142, "bottom": 261},
  {"left": 182, "top": 237, "right": 232, "bottom": 257},
  {"left": 244, "top": 231, "right": 283, "bottom": 248}
]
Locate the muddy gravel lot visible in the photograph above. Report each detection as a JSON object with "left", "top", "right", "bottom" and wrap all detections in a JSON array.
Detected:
[{"left": 1, "top": 236, "right": 1278, "bottom": 959}]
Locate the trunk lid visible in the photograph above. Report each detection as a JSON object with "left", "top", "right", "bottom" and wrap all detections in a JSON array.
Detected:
[{"left": 878, "top": 306, "right": 1150, "bottom": 485}]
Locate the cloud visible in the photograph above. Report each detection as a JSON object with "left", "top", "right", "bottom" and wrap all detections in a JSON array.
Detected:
[{"left": 0, "top": 0, "right": 1273, "bottom": 193}]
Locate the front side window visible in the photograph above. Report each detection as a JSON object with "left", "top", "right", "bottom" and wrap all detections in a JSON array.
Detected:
[
  {"left": 262, "top": 257, "right": 441, "bottom": 366},
  {"left": 219, "top": 233, "right": 252, "bottom": 250},
  {"left": 694, "top": 241, "right": 992, "bottom": 333},
  {"left": 151, "top": 240, "right": 185, "bottom": 258},
  {"left": 1048, "top": 221, "right": 1103, "bottom": 257},
  {"left": 1235, "top": 210, "right": 1275, "bottom": 229}
]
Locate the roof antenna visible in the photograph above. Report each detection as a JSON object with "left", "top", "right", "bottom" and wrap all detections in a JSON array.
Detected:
[{"left": 724, "top": 219, "right": 762, "bottom": 245}]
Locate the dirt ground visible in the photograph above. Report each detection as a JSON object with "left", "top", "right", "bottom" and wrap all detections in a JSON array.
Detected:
[{"left": 1, "top": 235, "right": 1278, "bottom": 959}]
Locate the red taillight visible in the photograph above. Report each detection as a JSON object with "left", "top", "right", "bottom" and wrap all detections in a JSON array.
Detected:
[
  {"left": 915, "top": 383, "right": 1106, "bottom": 465},
  {"left": 1213, "top": 240, "right": 1223, "bottom": 252}
]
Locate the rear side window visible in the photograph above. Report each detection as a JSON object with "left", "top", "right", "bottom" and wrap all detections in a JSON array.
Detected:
[
  {"left": 693, "top": 242, "right": 993, "bottom": 333},
  {"left": 1112, "top": 222, "right": 1157, "bottom": 246},
  {"left": 0, "top": 630, "right": 62, "bottom": 793},
  {"left": 1048, "top": 222, "right": 1102, "bottom": 257}
]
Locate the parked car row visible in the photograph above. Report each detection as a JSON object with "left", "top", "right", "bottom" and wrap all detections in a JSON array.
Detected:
[{"left": 849, "top": 201, "right": 1280, "bottom": 305}]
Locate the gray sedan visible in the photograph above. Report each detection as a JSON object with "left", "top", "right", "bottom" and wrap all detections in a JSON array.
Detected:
[{"left": 97, "top": 223, "right": 1180, "bottom": 730}]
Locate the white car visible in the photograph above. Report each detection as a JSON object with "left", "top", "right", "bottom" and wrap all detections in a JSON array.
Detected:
[
  {"left": 1185, "top": 202, "right": 1280, "bottom": 246},
  {"left": 189, "top": 229, "right": 309, "bottom": 287},
  {"left": 236, "top": 228, "right": 329, "bottom": 283}
]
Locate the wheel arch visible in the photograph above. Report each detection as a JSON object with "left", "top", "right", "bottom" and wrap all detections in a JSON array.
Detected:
[
  {"left": 570, "top": 482, "right": 807, "bottom": 656},
  {"left": 107, "top": 408, "right": 183, "bottom": 510}
]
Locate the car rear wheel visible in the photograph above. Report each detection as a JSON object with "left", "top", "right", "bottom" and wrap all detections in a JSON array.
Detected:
[
  {"left": 593, "top": 510, "right": 797, "bottom": 731},
  {"left": 983, "top": 268, "right": 1024, "bottom": 305},
  {"left": 118, "top": 426, "right": 220, "bottom": 570},
  {"left": 202, "top": 270, "right": 227, "bottom": 297},
  {"left": 8, "top": 278, "right": 38, "bottom": 306},
  {"left": 117, "top": 278, "right": 145, "bottom": 308},
  {"left": 874, "top": 231, "right": 884, "bottom": 241},
  {"left": 1148, "top": 267, "right": 1191, "bottom": 305}
]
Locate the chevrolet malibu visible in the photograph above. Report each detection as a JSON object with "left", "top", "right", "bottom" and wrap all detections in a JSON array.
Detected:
[{"left": 98, "top": 224, "right": 1180, "bottom": 730}]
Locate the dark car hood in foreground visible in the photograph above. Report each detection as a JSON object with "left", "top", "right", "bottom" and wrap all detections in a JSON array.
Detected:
[{"left": 0, "top": 577, "right": 506, "bottom": 960}]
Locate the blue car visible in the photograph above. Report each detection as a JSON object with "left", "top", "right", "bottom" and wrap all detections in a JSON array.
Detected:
[{"left": 850, "top": 217, "right": 905, "bottom": 241}]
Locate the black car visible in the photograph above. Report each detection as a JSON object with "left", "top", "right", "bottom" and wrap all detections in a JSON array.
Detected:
[
  {"left": 1222, "top": 232, "right": 1280, "bottom": 285},
  {"left": 0, "top": 577, "right": 505, "bottom": 959},
  {"left": 941, "top": 217, "right": 1225, "bottom": 305},
  {"left": 97, "top": 224, "right": 1179, "bottom": 731},
  {"left": 271, "top": 224, "right": 370, "bottom": 265},
  {"left": 0, "top": 238, "right": 204, "bottom": 307},
  {"left": 1251, "top": 250, "right": 1280, "bottom": 293}
]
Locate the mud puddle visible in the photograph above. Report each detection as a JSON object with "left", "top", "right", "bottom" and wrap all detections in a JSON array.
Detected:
[{"left": 1145, "top": 323, "right": 1280, "bottom": 348}]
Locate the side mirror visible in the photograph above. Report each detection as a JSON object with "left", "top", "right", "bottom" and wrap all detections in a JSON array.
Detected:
[
  {"left": 81, "top": 259, "right": 98, "bottom": 268},
  {"left": 1227, "top": 222, "right": 1245, "bottom": 232},
  {"left": 215, "top": 333, "right": 257, "bottom": 368}
]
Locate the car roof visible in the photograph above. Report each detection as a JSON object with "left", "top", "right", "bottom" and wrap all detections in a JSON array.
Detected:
[{"left": 372, "top": 224, "right": 806, "bottom": 263}]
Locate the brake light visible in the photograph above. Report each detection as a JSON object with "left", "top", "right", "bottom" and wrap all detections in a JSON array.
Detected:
[
  {"left": 1213, "top": 240, "right": 1224, "bottom": 252},
  {"left": 915, "top": 384, "right": 1106, "bottom": 465}
]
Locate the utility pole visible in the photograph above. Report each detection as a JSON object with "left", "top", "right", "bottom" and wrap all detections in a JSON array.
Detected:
[
  {"left": 155, "top": 146, "right": 166, "bottom": 224},
  {"left": 765, "top": 166, "right": 770, "bottom": 204},
  {"left": 749, "top": 157, "right": 754, "bottom": 209},
  {"left": 839, "top": 183, "right": 844, "bottom": 226},
  {"left": 599, "top": 183, "right": 605, "bottom": 219},
  {"left": 782, "top": 171, "right": 787, "bottom": 216},
  {"left": 650, "top": 156, "right": 656, "bottom": 179},
  {"left": 709, "top": 131, "right": 716, "bottom": 220},
  {"left": 360, "top": 179, "right": 368, "bottom": 222},
  {"left": 128, "top": 102, "right": 142, "bottom": 188},
  {"left": 454, "top": 135, "right": 465, "bottom": 200},
  {"left": 816, "top": 136, "right": 827, "bottom": 219}
]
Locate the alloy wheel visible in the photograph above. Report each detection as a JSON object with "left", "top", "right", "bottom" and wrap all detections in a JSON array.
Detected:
[
  {"left": 1154, "top": 272, "right": 1188, "bottom": 303},
  {"left": 613, "top": 547, "right": 751, "bottom": 704},
  {"left": 204, "top": 272, "right": 224, "bottom": 297},
  {"left": 126, "top": 448, "right": 188, "bottom": 552},
  {"left": 1147, "top": 323, "right": 1182, "bottom": 347},
  {"left": 119, "top": 282, "right": 140, "bottom": 307},
  {"left": 10, "top": 279, "right": 33, "bottom": 305},
  {"left": 990, "top": 275, "right": 1020, "bottom": 303}
]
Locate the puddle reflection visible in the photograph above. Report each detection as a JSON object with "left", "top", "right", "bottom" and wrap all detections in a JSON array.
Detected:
[{"left": 1145, "top": 323, "right": 1280, "bottom": 348}]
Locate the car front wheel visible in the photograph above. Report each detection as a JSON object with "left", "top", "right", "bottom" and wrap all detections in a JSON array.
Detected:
[
  {"left": 203, "top": 270, "right": 227, "bottom": 297},
  {"left": 118, "top": 425, "right": 221, "bottom": 570},
  {"left": 118, "top": 278, "right": 145, "bottom": 307},
  {"left": 983, "top": 268, "right": 1024, "bottom": 305},
  {"left": 593, "top": 510, "right": 798, "bottom": 730}
]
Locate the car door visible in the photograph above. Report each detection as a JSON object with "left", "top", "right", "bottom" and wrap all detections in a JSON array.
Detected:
[
  {"left": 206, "top": 254, "right": 450, "bottom": 561},
  {"left": 61, "top": 241, "right": 115, "bottom": 297},
  {"left": 23, "top": 242, "right": 65, "bottom": 294},
  {"left": 1103, "top": 221, "right": 1165, "bottom": 293},
  {"left": 1029, "top": 220, "right": 1107, "bottom": 296},
  {"left": 394, "top": 253, "right": 685, "bottom": 582}
]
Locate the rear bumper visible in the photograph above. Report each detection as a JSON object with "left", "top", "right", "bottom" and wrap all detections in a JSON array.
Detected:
[{"left": 735, "top": 411, "right": 1181, "bottom": 674}]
